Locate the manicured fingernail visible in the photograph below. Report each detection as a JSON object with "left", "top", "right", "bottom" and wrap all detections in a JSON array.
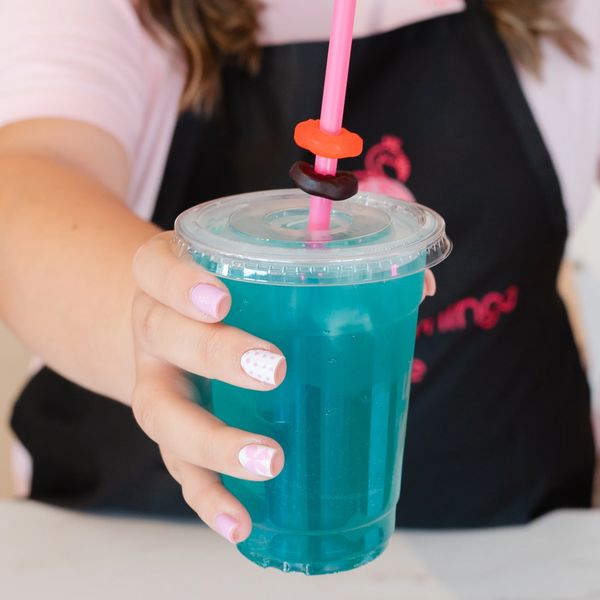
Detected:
[
  {"left": 189, "top": 283, "right": 228, "bottom": 319},
  {"left": 215, "top": 513, "right": 239, "bottom": 543},
  {"left": 239, "top": 444, "right": 278, "bottom": 477},
  {"left": 241, "top": 349, "right": 285, "bottom": 385}
]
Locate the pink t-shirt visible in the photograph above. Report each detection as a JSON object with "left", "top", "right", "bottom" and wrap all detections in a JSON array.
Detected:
[
  {"left": 1, "top": 0, "right": 599, "bottom": 229},
  {"left": 0, "top": 0, "right": 185, "bottom": 220}
]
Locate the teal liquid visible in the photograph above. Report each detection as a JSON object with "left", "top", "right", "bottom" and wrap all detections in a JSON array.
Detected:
[{"left": 194, "top": 272, "right": 423, "bottom": 575}]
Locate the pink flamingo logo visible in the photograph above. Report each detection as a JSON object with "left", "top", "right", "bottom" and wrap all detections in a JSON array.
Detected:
[{"left": 354, "top": 135, "right": 416, "bottom": 203}]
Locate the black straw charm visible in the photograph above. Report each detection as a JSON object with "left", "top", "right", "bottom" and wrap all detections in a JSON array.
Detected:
[{"left": 289, "top": 161, "right": 359, "bottom": 201}]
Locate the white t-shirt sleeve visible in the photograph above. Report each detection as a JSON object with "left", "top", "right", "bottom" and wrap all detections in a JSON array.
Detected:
[
  {"left": 517, "top": 0, "right": 600, "bottom": 229},
  {"left": 0, "top": 0, "right": 146, "bottom": 160}
]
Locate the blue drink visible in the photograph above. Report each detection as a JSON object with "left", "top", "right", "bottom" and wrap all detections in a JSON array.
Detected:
[{"left": 175, "top": 191, "right": 450, "bottom": 574}]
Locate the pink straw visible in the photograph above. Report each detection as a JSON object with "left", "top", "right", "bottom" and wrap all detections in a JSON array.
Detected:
[{"left": 308, "top": 0, "right": 357, "bottom": 232}]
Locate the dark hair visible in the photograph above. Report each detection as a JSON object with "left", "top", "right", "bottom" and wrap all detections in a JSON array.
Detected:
[
  {"left": 484, "top": 0, "right": 588, "bottom": 76},
  {"left": 138, "top": 0, "right": 587, "bottom": 113},
  {"left": 137, "top": 0, "right": 262, "bottom": 112}
]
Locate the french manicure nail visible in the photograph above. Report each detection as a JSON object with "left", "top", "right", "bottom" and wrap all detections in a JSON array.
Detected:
[
  {"left": 239, "top": 444, "right": 277, "bottom": 477},
  {"left": 241, "top": 349, "right": 285, "bottom": 385},
  {"left": 189, "top": 283, "right": 228, "bottom": 319},
  {"left": 215, "top": 513, "right": 238, "bottom": 543}
]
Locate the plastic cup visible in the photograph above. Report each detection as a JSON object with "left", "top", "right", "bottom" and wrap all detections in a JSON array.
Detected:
[{"left": 174, "top": 190, "right": 450, "bottom": 575}]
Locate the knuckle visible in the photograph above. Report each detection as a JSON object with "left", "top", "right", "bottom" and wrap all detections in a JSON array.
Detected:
[
  {"left": 131, "top": 244, "right": 148, "bottom": 279},
  {"left": 182, "top": 482, "right": 208, "bottom": 516},
  {"left": 163, "top": 259, "right": 189, "bottom": 294},
  {"left": 198, "top": 423, "right": 228, "bottom": 468},
  {"left": 160, "top": 449, "right": 181, "bottom": 483},
  {"left": 135, "top": 300, "right": 165, "bottom": 349},
  {"left": 130, "top": 290, "right": 147, "bottom": 326},
  {"left": 196, "top": 326, "right": 223, "bottom": 372},
  {"left": 132, "top": 231, "right": 172, "bottom": 283},
  {"left": 131, "top": 391, "right": 158, "bottom": 439}
]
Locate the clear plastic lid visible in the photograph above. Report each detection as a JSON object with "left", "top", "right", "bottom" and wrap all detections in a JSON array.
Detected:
[{"left": 174, "top": 189, "right": 451, "bottom": 285}]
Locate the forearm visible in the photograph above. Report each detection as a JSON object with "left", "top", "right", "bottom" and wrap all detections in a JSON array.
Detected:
[{"left": 0, "top": 153, "right": 160, "bottom": 403}]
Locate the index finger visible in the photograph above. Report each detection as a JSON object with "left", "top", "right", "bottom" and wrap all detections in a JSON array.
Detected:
[{"left": 133, "top": 231, "right": 231, "bottom": 323}]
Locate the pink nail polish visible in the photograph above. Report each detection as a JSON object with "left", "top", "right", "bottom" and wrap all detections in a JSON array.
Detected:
[
  {"left": 189, "top": 283, "right": 228, "bottom": 319},
  {"left": 239, "top": 444, "right": 278, "bottom": 477},
  {"left": 241, "top": 349, "right": 285, "bottom": 385},
  {"left": 215, "top": 513, "right": 238, "bottom": 543}
]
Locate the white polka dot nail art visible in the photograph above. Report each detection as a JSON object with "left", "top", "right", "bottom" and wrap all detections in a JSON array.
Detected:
[{"left": 241, "top": 349, "right": 285, "bottom": 385}]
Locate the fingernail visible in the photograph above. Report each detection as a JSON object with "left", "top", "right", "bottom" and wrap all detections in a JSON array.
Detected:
[
  {"left": 215, "top": 513, "right": 239, "bottom": 543},
  {"left": 239, "top": 444, "right": 278, "bottom": 477},
  {"left": 241, "top": 349, "right": 285, "bottom": 385},
  {"left": 189, "top": 283, "right": 228, "bottom": 319}
]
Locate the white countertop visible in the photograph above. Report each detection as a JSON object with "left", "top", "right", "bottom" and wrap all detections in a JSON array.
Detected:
[{"left": 1, "top": 500, "right": 599, "bottom": 600}]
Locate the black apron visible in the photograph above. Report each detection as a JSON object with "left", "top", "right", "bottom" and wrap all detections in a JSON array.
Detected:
[{"left": 11, "top": 2, "right": 595, "bottom": 527}]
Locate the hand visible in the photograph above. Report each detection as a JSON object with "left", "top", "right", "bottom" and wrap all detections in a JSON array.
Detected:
[
  {"left": 130, "top": 231, "right": 286, "bottom": 543},
  {"left": 422, "top": 269, "right": 437, "bottom": 302}
]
